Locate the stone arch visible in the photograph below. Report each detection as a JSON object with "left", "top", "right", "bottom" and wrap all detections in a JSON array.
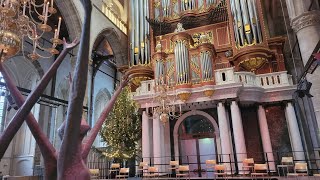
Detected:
[
  {"left": 173, "top": 110, "right": 221, "bottom": 159},
  {"left": 93, "top": 88, "right": 111, "bottom": 147},
  {"left": 4, "top": 56, "right": 41, "bottom": 88},
  {"left": 93, "top": 28, "right": 128, "bottom": 67},
  {"left": 1, "top": 56, "right": 42, "bottom": 176}
]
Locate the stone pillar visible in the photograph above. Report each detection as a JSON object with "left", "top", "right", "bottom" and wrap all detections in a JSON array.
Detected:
[
  {"left": 257, "top": 105, "right": 276, "bottom": 171},
  {"left": 230, "top": 101, "right": 247, "bottom": 173},
  {"left": 286, "top": 0, "right": 320, "bottom": 130},
  {"left": 87, "top": 59, "right": 94, "bottom": 126},
  {"left": 285, "top": 102, "right": 305, "bottom": 161},
  {"left": 163, "top": 122, "right": 171, "bottom": 169},
  {"left": 290, "top": 10, "right": 320, "bottom": 64},
  {"left": 142, "top": 111, "right": 150, "bottom": 160},
  {"left": 217, "top": 102, "right": 232, "bottom": 171},
  {"left": 153, "top": 114, "right": 161, "bottom": 169}
]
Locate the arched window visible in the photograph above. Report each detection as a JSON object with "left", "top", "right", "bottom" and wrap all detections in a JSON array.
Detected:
[{"left": 93, "top": 89, "right": 111, "bottom": 147}]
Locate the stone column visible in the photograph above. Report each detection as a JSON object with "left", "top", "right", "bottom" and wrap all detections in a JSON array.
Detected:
[
  {"left": 153, "top": 113, "right": 161, "bottom": 169},
  {"left": 163, "top": 122, "right": 171, "bottom": 169},
  {"left": 286, "top": 0, "right": 320, "bottom": 130},
  {"left": 217, "top": 102, "right": 232, "bottom": 171},
  {"left": 257, "top": 105, "right": 275, "bottom": 171},
  {"left": 142, "top": 111, "right": 150, "bottom": 160},
  {"left": 230, "top": 101, "right": 247, "bottom": 173},
  {"left": 285, "top": 102, "right": 305, "bottom": 161}
]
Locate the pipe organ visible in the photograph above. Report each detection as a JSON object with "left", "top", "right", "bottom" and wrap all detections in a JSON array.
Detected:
[
  {"left": 127, "top": 0, "right": 288, "bottom": 100},
  {"left": 133, "top": 1, "right": 302, "bottom": 173}
]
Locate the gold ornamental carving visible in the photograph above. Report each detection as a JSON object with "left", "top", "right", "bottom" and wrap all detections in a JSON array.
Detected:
[
  {"left": 203, "top": 89, "right": 214, "bottom": 97},
  {"left": 239, "top": 57, "right": 267, "bottom": 72},
  {"left": 126, "top": 65, "right": 154, "bottom": 86},
  {"left": 177, "top": 92, "right": 191, "bottom": 102}
]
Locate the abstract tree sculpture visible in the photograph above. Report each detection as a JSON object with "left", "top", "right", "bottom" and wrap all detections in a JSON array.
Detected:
[{"left": 0, "top": 0, "right": 130, "bottom": 179}]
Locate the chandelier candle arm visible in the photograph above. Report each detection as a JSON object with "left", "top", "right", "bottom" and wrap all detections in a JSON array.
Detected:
[
  {"left": 57, "top": 17, "right": 61, "bottom": 37},
  {"left": 44, "top": 2, "right": 49, "bottom": 24},
  {"left": 42, "top": 0, "right": 45, "bottom": 16},
  {"left": 23, "top": 1, "right": 26, "bottom": 15}
]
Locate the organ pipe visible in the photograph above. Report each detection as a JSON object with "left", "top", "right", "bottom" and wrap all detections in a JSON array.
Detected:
[
  {"left": 130, "top": 0, "right": 134, "bottom": 66},
  {"left": 173, "top": 39, "right": 190, "bottom": 84},
  {"left": 230, "top": 0, "right": 263, "bottom": 48},
  {"left": 140, "top": 0, "right": 144, "bottom": 64},
  {"left": 200, "top": 51, "right": 213, "bottom": 81},
  {"left": 129, "top": 0, "right": 151, "bottom": 66}
]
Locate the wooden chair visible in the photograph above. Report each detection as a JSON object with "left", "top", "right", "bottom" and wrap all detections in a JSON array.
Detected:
[
  {"left": 277, "top": 156, "right": 294, "bottom": 176},
  {"left": 287, "top": 163, "right": 308, "bottom": 177},
  {"left": 143, "top": 166, "right": 159, "bottom": 179},
  {"left": 137, "top": 161, "right": 148, "bottom": 177},
  {"left": 242, "top": 158, "right": 254, "bottom": 176},
  {"left": 89, "top": 169, "right": 99, "bottom": 179},
  {"left": 109, "top": 163, "right": 120, "bottom": 179},
  {"left": 251, "top": 164, "right": 269, "bottom": 180},
  {"left": 168, "top": 160, "right": 179, "bottom": 177},
  {"left": 205, "top": 160, "right": 216, "bottom": 178},
  {"left": 116, "top": 168, "right": 129, "bottom": 179},
  {"left": 176, "top": 165, "right": 190, "bottom": 179},
  {"left": 214, "top": 164, "right": 227, "bottom": 179}
]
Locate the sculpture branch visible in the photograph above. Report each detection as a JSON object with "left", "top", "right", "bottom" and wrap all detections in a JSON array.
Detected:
[
  {"left": 0, "top": 38, "right": 79, "bottom": 160},
  {"left": 0, "top": 63, "right": 58, "bottom": 179},
  {"left": 57, "top": 0, "right": 92, "bottom": 179},
  {"left": 82, "top": 76, "right": 129, "bottom": 159}
]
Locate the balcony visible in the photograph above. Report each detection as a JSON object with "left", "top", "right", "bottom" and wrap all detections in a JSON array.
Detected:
[
  {"left": 215, "top": 68, "right": 293, "bottom": 88},
  {"left": 134, "top": 67, "right": 294, "bottom": 98}
]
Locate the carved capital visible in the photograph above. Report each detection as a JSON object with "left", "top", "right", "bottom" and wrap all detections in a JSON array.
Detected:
[{"left": 291, "top": 10, "right": 320, "bottom": 32}]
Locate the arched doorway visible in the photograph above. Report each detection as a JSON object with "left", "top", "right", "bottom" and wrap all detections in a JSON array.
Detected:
[{"left": 173, "top": 110, "right": 220, "bottom": 178}]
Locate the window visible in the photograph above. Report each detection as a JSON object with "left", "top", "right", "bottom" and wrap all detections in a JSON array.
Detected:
[{"left": 0, "top": 73, "right": 7, "bottom": 133}]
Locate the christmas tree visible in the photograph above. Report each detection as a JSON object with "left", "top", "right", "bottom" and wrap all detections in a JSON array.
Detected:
[{"left": 99, "top": 86, "right": 141, "bottom": 159}]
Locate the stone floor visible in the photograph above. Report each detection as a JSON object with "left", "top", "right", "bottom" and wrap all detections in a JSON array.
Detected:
[{"left": 100, "top": 177, "right": 318, "bottom": 180}]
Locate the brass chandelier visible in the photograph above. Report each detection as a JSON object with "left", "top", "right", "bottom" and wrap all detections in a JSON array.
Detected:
[
  {"left": 152, "top": 75, "right": 182, "bottom": 125},
  {"left": 0, "top": 0, "right": 62, "bottom": 61}
]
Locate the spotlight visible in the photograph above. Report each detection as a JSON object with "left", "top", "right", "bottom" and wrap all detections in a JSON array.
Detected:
[{"left": 297, "top": 79, "right": 313, "bottom": 98}]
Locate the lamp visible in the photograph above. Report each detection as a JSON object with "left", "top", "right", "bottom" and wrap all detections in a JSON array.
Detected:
[
  {"left": 0, "top": 0, "right": 62, "bottom": 61},
  {"left": 152, "top": 76, "right": 182, "bottom": 124}
]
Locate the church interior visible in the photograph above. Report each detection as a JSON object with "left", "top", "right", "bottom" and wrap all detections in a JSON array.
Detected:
[{"left": 1, "top": 0, "right": 320, "bottom": 179}]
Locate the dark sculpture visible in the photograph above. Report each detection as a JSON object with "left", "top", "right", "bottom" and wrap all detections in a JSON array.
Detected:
[{"left": 0, "top": 0, "right": 130, "bottom": 179}]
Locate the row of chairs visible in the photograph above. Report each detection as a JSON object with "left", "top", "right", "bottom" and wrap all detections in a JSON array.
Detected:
[
  {"left": 89, "top": 157, "right": 316, "bottom": 179},
  {"left": 139, "top": 157, "right": 312, "bottom": 179},
  {"left": 243, "top": 157, "right": 310, "bottom": 177},
  {"left": 89, "top": 163, "right": 130, "bottom": 179},
  {"left": 138, "top": 160, "right": 228, "bottom": 179},
  {"left": 140, "top": 165, "right": 191, "bottom": 179}
]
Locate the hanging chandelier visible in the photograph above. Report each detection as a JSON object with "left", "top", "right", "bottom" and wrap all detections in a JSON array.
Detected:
[
  {"left": 0, "top": 0, "right": 62, "bottom": 61},
  {"left": 152, "top": 75, "right": 182, "bottom": 125}
]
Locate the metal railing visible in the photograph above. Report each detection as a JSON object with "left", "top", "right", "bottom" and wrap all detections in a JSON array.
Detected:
[
  {"left": 138, "top": 150, "right": 320, "bottom": 177},
  {"left": 3, "top": 150, "right": 316, "bottom": 179}
]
